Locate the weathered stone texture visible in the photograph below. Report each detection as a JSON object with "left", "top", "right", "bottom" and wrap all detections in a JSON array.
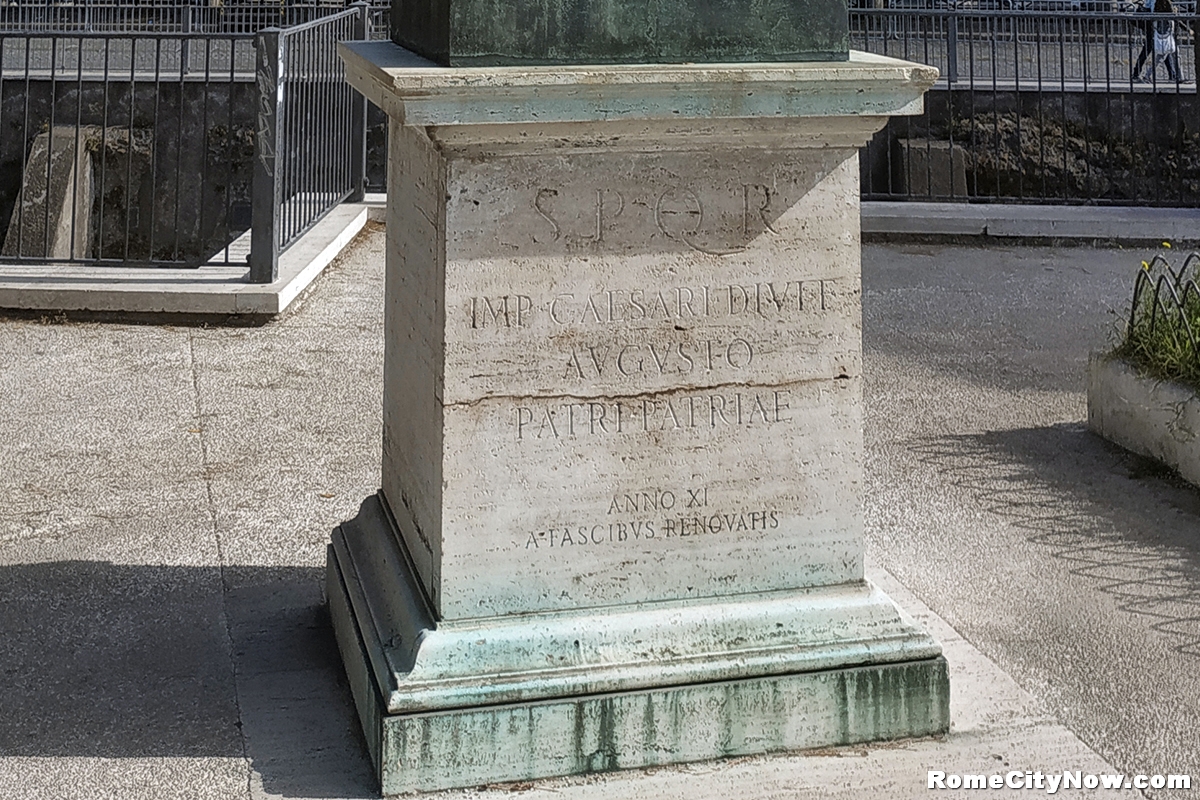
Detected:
[
  {"left": 1088, "top": 354, "right": 1200, "bottom": 488},
  {"left": 1, "top": 127, "right": 93, "bottom": 260},
  {"left": 332, "top": 46, "right": 947, "bottom": 794},
  {"left": 383, "top": 141, "right": 869, "bottom": 620}
]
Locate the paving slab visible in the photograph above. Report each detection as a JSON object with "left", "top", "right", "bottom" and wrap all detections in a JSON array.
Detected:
[{"left": 863, "top": 242, "right": 1200, "bottom": 791}]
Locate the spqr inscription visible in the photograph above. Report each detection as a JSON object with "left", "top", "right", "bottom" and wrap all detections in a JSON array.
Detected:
[
  {"left": 534, "top": 183, "right": 780, "bottom": 254},
  {"left": 535, "top": 188, "right": 625, "bottom": 244}
]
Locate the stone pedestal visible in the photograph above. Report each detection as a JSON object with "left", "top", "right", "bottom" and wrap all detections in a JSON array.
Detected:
[{"left": 330, "top": 42, "right": 945, "bottom": 795}]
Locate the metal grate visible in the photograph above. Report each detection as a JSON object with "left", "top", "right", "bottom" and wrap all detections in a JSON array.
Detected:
[
  {"left": 1123, "top": 252, "right": 1200, "bottom": 377},
  {"left": 853, "top": 6, "right": 1200, "bottom": 206},
  {"left": 0, "top": 30, "right": 258, "bottom": 266}
]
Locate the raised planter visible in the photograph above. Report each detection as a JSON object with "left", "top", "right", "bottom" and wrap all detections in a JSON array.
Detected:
[{"left": 1087, "top": 354, "right": 1200, "bottom": 488}]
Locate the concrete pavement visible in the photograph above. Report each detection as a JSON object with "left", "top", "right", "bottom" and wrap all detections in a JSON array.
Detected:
[
  {"left": 864, "top": 241, "right": 1200, "bottom": 786},
  {"left": 862, "top": 201, "right": 1200, "bottom": 243},
  {"left": 1, "top": 225, "right": 1195, "bottom": 798}
]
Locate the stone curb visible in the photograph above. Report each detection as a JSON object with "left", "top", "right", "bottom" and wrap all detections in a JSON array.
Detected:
[{"left": 863, "top": 202, "right": 1200, "bottom": 244}]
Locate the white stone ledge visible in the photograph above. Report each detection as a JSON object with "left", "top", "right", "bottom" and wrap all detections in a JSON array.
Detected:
[
  {"left": 339, "top": 42, "right": 940, "bottom": 128},
  {"left": 0, "top": 199, "right": 385, "bottom": 316},
  {"left": 1087, "top": 354, "right": 1200, "bottom": 488}
]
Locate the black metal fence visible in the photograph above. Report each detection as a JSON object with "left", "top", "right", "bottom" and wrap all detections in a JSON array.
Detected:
[
  {"left": 8, "top": 2, "right": 1200, "bottom": 273},
  {"left": 249, "top": 5, "right": 365, "bottom": 281},
  {"left": 0, "top": 2, "right": 372, "bottom": 275},
  {"left": 851, "top": 6, "right": 1197, "bottom": 86},
  {"left": 0, "top": 0, "right": 376, "bottom": 34},
  {"left": 0, "top": 30, "right": 258, "bottom": 266},
  {"left": 853, "top": 7, "right": 1200, "bottom": 205}
]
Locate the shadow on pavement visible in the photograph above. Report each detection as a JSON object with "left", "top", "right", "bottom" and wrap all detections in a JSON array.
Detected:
[
  {"left": 0, "top": 561, "right": 376, "bottom": 798},
  {"left": 908, "top": 422, "right": 1200, "bottom": 657}
]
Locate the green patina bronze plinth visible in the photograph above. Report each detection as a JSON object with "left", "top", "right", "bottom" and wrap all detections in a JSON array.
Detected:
[{"left": 390, "top": 0, "right": 849, "bottom": 66}]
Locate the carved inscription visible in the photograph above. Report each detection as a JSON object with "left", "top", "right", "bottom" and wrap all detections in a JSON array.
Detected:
[
  {"left": 523, "top": 485, "right": 780, "bottom": 550},
  {"left": 470, "top": 280, "right": 831, "bottom": 329},
  {"left": 535, "top": 188, "right": 628, "bottom": 244},
  {"left": 470, "top": 295, "right": 533, "bottom": 329},
  {"left": 516, "top": 390, "right": 791, "bottom": 440},
  {"left": 469, "top": 183, "right": 849, "bottom": 442},
  {"left": 524, "top": 514, "right": 780, "bottom": 548},
  {"left": 562, "top": 338, "right": 752, "bottom": 380},
  {"left": 533, "top": 183, "right": 779, "bottom": 254}
]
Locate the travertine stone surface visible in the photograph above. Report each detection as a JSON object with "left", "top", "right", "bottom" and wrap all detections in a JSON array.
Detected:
[
  {"left": 384, "top": 131, "right": 868, "bottom": 620},
  {"left": 338, "top": 44, "right": 936, "bottom": 127},
  {"left": 333, "top": 44, "right": 946, "bottom": 793},
  {"left": 327, "top": 533, "right": 949, "bottom": 795},
  {"left": 381, "top": 120, "right": 447, "bottom": 605}
]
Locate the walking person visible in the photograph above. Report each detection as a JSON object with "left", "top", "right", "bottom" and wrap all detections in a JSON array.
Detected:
[
  {"left": 1142, "top": 0, "right": 1181, "bottom": 83},
  {"left": 1132, "top": 0, "right": 1155, "bottom": 81}
]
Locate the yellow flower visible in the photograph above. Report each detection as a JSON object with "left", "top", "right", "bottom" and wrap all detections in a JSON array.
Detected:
[{"left": 1162, "top": 241, "right": 1172, "bottom": 248}]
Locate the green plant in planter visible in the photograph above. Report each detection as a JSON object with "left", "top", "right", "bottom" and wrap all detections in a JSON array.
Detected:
[{"left": 1114, "top": 250, "right": 1200, "bottom": 392}]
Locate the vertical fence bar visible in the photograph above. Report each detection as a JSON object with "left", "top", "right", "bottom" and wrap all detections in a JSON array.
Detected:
[
  {"left": 349, "top": 0, "right": 368, "bottom": 201},
  {"left": 197, "top": 36, "right": 212, "bottom": 262},
  {"left": 221, "top": 37, "right": 237, "bottom": 264},
  {"left": 174, "top": 27, "right": 188, "bottom": 260},
  {"left": 947, "top": 8, "right": 958, "bottom": 85},
  {"left": 124, "top": 36, "right": 136, "bottom": 261},
  {"left": 43, "top": 35, "right": 59, "bottom": 257},
  {"left": 181, "top": 0, "right": 192, "bottom": 75},
  {"left": 147, "top": 36, "right": 163, "bottom": 260},
  {"left": 249, "top": 26, "right": 283, "bottom": 283},
  {"left": 71, "top": 33, "right": 84, "bottom": 259},
  {"left": 1193, "top": 8, "right": 1199, "bottom": 88},
  {"left": 303, "top": 25, "right": 313, "bottom": 239}
]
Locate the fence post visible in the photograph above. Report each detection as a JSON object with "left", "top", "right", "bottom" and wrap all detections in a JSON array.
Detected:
[
  {"left": 1193, "top": 9, "right": 1198, "bottom": 87},
  {"left": 180, "top": 1, "right": 192, "bottom": 76},
  {"left": 249, "top": 27, "right": 284, "bottom": 284},
  {"left": 947, "top": 7, "right": 959, "bottom": 84},
  {"left": 349, "top": 1, "right": 370, "bottom": 202}
]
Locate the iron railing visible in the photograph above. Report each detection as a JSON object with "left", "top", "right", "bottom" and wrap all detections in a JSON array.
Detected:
[
  {"left": 852, "top": 7, "right": 1197, "bottom": 86},
  {"left": 853, "top": 7, "right": 1200, "bottom": 206},
  {"left": 0, "top": 4, "right": 371, "bottom": 273},
  {"left": 248, "top": 4, "right": 365, "bottom": 282},
  {"left": 0, "top": 30, "right": 258, "bottom": 266},
  {"left": 0, "top": 0, "right": 378, "bottom": 34}
]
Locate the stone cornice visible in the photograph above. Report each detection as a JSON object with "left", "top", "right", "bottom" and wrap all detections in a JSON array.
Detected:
[{"left": 340, "top": 41, "right": 939, "bottom": 130}]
